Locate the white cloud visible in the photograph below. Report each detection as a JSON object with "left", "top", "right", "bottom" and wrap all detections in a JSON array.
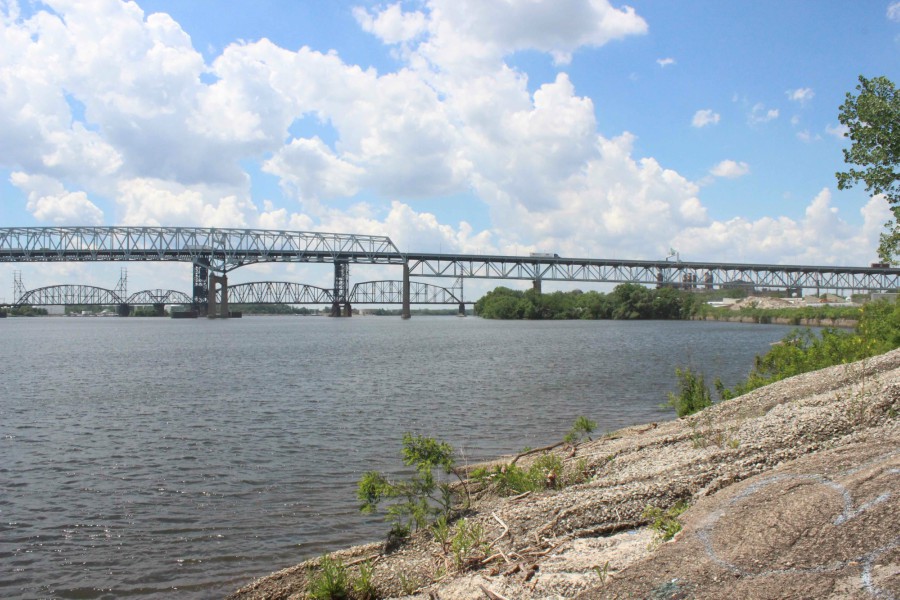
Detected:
[
  {"left": 671, "top": 189, "right": 888, "bottom": 266},
  {"left": 749, "top": 103, "right": 779, "bottom": 124},
  {"left": 826, "top": 123, "right": 849, "bottom": 139},
  {"left": 710, "top": 160, "right": 750, "bottom": 178},
  {"left": 888, "top": 2, "right": 900, "bottom": 21},
  {"left": 657, "top": 57, "right": 676, "bottom": 67},
  {"left": 358, "top": 0, "right": 648, "bottom": 69},
  {"left": 353, "top": 3, "right": 427, "bottom": 44},
  {"left": 115, "top": 178, "right": 254, "bottom": 227},
  {"left": 12, "top": 172, "right": 104, "bottom": 224},
  {"left": 786, "top": 87, "right": 814, "bottom": 105},
  {"left": 692, "top": 109, "right": 720, "bottom": 128}
]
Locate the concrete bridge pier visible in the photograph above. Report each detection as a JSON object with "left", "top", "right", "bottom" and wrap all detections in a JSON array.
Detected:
[
  {"left": 458, "top": 301, "right": 466, "bottom": 317},
  {"left": 402, "top": 263, "right": 411, "bottom": 319},
  {"left": 208, "top": 273, "right": 229, "bottom": 318},
  {"left": 532, "top": 278, "right": 542, "bottom": 294},
  {"left": 117, "top": 303, "right": 130, "bottom": 317},
  {"left": 152, "top": 303, "right": 165, "bottom": 316}
]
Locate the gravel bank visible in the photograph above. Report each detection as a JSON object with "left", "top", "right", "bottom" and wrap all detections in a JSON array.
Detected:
[{"left": 229, "top": 349, "right": 900, "bottom": 600}]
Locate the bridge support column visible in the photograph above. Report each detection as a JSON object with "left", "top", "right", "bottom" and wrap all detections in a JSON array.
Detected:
[
  {"left": 458, "top": 302, "right": 466, "bottom": 317},
  {"left": 152, "top": 303, "right": 165, "bottom": 317},
  {"left": 331, "top": 261, "right": 350, "bottom": 317},
  {"left": 117, "top": 303, "right": 130, "bottom": 317},
  {"left": 193, "top": 260, "right": 209, "bottom": 317},
  {"left": 402, "top": 263, "right": 411, "bottom": 319},
  {"left": 209, "top": 273, "right": 229, "bottom": 318},
  {"left": 532, "top": 278, "right": 542, "bottom": 294},
  {"left": 343, "top": 302, "right": 352, "bottom": 317}
]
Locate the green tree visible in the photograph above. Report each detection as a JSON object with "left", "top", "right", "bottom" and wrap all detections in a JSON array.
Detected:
[{"left": 835, "top": 75, "right": 900, "bottom": 262}]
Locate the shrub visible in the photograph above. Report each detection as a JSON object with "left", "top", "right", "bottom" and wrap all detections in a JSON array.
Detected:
[
  {"left": 643, "top": 500, "right": 690, "bottom": 543},
  {"left": 357, "top": 433, "right": 461, "bottom": 535},
  {"left": 667, "top": 367, "right": 713, "bottom": 417}
]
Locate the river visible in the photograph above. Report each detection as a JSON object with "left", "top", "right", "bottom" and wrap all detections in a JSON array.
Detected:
[{"left": 1, "top": 316, "right": 792, "bottom": 599}]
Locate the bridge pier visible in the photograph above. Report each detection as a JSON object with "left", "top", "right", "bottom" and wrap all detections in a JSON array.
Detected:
[
  {"left": 330, "top": 261, "right": 351, "bottom": 317},
  {"left": 193, "top": 260, "right": 210, "bottom": 317},
  {"left": 532, "top": 278, "right": 542, "bottom": 294},
  {"left": 402, "top": 263, "right": 411, "bottom": 319},
  {"left": 152, "top": 303, "right": 165, "bottom": 316},
  {"left": 208, "top": 273, "right": 229, "bottom": 318},
  {"left": 458, "top": 301, "right": 466, "bottom": 317}
]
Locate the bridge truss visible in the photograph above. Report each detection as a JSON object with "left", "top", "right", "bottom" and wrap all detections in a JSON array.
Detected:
[
  {"left": 404, "top": 254, "right": 900, "bottom": 293},
  {"left": 221, "top": 281, "right": 462, "bottom": 305},
  {"left": 0, "top": 226, "right": 404, "bottom": 272}
]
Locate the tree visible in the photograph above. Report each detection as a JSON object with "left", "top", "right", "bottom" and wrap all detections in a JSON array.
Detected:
[{"left": 835, "top": 75, "right": 900, "bottom": 262}]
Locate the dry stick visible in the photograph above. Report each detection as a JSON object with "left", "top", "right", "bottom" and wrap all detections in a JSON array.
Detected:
[
  {"left": 343, "top": 554, "right": 381, "bottom": 568},
  {"left": 509, "top": 491, "right": 532, "bottom": 502},
  {"left": 479, "top": 584, "right": 510, "bottom": 600},
  {"left": 510, "top": 441, "right": 568, "bottom": 465}
]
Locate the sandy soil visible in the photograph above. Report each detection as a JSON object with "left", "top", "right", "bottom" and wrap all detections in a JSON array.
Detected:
[{"left": 228, "top": 349, "right": 900, "bottom": 600}]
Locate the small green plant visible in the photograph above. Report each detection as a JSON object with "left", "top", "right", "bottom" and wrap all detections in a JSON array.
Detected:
[
  {"left": 450, "top": 518, "right": 487, "bottom": 571},
  {"left": 667, "top": 367, "right": 713, "bottom": 417},
  {"left": 564, "top": 416, "right": 597, "bottom": 444},
  {"left": 358, "top": 433, "right": 464, "bottom": 537},
  {"left": 398, "top": 572, "right": 418, "bottom": 595},
  {"left": 472, "top": 452, "right": 567, "bottom": 495},
  {"left": 352, "top": 560, "right": 377, "bottom": 600},
  {"left": 592, "top": 560, "right": 610, "bottom": 585},
  {"left": 308, "top": 554, "right": 349, "bottom": 600},
  {"left": 643, "top": 501, "right": 690, "bottom": 544}
]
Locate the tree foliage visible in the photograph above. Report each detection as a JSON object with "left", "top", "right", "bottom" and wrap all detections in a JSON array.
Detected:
[
  {"left": 835, "top": 75, "right": 900, "bottom": 261},
  {"left": 473, "top": 283, "right": 699, "bottom": 320}
]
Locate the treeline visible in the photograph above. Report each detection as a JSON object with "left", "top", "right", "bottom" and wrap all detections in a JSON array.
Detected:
[{"left": 473, "top": 284, "right": 702, "bottom": 320}]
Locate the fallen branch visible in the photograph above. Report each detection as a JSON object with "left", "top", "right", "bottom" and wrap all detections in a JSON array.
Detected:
[
  {"left": 510, "top": 441, "right": 567, "bottom": 465},
  {"left": 479, "top": 585, "right": 510, "bottom": 600}
]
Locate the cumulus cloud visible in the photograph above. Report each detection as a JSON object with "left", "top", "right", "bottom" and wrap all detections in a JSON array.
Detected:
[
  {"left": 12, "top": 172, "right": 104, "bottom": 224},
  {"left": 0, "top": 0, "right": 884, "bottom": 276},
  {"left": 786, "top": 87, "right": 814, "bottom": 105},
  {"left": 710, "top": 160, "right": 750, "bottom": 178},
  {"left": 692, "top": 109, "right": 720, "bottom": 128},
  {"left": 671, "top": 189, "right": 888, "bottom": 266},
  {"left": 357, "top": 0, "right": 648, "bottom": 68}
]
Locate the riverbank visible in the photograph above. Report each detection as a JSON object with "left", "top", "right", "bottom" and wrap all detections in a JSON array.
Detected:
[
  {"left": 694, "top": 314, "right": 858, "bottom": 328},
  {"left": 229, "top": 349, "right": 899, "bottom": 599}
]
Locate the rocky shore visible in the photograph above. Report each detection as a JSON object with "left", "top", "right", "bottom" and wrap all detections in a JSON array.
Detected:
[{"left": 229, "top": 350, "right": 900, "bottom": 600}]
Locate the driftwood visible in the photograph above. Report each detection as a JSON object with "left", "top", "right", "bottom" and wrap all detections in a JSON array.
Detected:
[{"left": 479, "top": 584, "right": 510, "bottom": 600}]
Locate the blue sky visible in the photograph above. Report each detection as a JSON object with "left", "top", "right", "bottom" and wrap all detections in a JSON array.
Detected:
[{"left": 1, "top": 0, "right": 899, "bottom": 296}]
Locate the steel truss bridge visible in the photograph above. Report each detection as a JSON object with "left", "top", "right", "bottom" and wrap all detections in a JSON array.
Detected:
[{"left": 2, "top": 226, "right": 898, "bottom": 318}]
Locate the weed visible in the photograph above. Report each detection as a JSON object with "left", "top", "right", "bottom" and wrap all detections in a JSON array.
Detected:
[
  {"left": 668, "top": 367, "right": 713, "bottom": 417},
  {"left": 643, "top": 501, "right": 690, "bottom": 545},
  {"left": 351, "top": 560, "right": 377, "bottom": 600},
  {"left": 308, "top": 554, "right": 349, "bottom": 600},
  {"left": 398, "top": 572, "right": 418, "bottom": 595},
  {"left": 593, "top": 560, "right": 610, "bottom": 585},
  {"left": 564, "top": 416, "right": 597, "bottom": 444},
  {"left": 450, "top": 518, "right": 487, "bottom": 571}
]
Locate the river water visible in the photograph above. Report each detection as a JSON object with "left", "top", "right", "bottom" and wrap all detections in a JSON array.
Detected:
[{"left": 1, "top": 316, "right": 792, "bottom": 599}]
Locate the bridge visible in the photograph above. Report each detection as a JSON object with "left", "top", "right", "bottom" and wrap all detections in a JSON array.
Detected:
[{"left": 2, "top": 226, "right": 898, "bottom": 318}]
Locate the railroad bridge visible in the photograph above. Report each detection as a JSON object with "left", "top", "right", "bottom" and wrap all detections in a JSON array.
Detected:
[{"left": 2, "top": 226, "right": 898, "bottom": 318}]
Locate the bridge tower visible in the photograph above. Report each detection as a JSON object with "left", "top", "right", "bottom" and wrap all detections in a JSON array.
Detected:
[
  {"left": 114, "top": 268, "right": 130, "bottom": 316},
  {"left": 208, "top": 273, "right": 229, "bottom": 318},
  {"left": 193, "top": 259, "right": 210, "bottom": 317},
  {"left": 331, "top": 261, "right": 351, "bottom": 317},
  {"left": 13, "top": 270, "right": 25, "bottom": 304}
]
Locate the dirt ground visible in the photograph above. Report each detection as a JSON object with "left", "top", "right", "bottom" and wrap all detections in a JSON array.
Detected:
[{"left": 229, "top": 350, "right": 900, "bottom": 600}]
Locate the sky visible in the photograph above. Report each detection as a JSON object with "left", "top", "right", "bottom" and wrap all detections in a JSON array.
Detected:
[{"left": 1, "top": 0, "right": 899, "bottom": 300}]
